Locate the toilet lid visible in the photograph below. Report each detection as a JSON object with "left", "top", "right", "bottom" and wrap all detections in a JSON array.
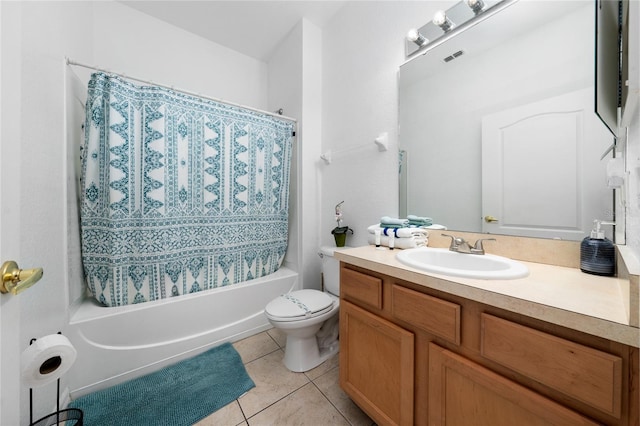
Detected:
[{"left": 265, "top": 289, "right": 334, "bottom": 321}]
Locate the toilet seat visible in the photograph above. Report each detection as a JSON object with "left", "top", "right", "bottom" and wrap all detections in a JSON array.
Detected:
[{"left": 265, "top": 289, "right": 334, "bottom": 322}]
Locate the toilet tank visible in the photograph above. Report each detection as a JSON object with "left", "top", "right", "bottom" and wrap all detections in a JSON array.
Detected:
[{"left": 320, "top": 246, "right": 348, "bottom": 296}]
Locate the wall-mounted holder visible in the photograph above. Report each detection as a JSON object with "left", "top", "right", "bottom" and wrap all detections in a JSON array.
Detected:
[
  {"left": 320, "top": 150, "right": 333, "bottom": 165},
  {"left": 374, "top": 132, "right": 389, "bottom": 152},
  {"left": 321, "top": 133, "right": 389, "bottom": 165}
]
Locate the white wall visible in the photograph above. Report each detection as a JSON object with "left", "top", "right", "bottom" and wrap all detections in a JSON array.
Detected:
[
  {"left": 320, "top": 0, "right": 640, "bottom": 264},
  {"left": 320, "top": 1, "right": 453, "bottom": 248},
  {"left": 627, "top": 114, "right": 640, "bottom": 254},
  {"left": 268, "top": 21, "right": 307, "bottom": 286},
  {"left": 299, "top": 21, "right": 324, "bottom": 289},
  {"left": 91, "top": 3, "right": 268, "bottom": 110},
  {"left": 5, "top": 1, "right": 272, "bottom": 423},
  {"left": 267, "top": 18, "right": 324, "bottom": 292},
  {"left": 268, "top": 18, "right": 324, "bottom": 291},
  {"left": 3, "top": 0, "right": 640, "bottom": 423},
  {"left": 268, "top": 21, "right": 304, "bottom": 284}
]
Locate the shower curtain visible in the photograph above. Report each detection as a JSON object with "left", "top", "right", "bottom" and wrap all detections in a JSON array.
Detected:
[{"left": 80, "top": 72, "right": 294, "bottom": 307}]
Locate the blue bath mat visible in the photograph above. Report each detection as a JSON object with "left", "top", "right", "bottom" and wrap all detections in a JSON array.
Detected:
[{"left": 69, "top": 343, "right": 254, "bottom": 425}]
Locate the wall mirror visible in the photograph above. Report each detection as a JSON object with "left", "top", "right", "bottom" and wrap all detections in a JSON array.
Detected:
[{"left": 399, "top": 0, "right": 618, "bottom": 242}]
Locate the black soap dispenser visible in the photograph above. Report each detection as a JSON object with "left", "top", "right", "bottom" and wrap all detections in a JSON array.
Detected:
[{"left": 580, "top": 220, "right": 616, "bottom": 276}]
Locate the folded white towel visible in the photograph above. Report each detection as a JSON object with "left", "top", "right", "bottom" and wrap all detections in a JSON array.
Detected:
[
  {"left": 367, "top": 234, "right": 428, "bottom": 249},
  {"left": 367, "top": 224, "right": 429, "bottom": 238},
  {"left": 423, "top": 224, "right": 448, "bottom": 230}
]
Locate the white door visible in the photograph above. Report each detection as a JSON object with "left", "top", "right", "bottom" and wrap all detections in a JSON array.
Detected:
[
  {"left": 481, "top": 88, "right": 613, "bottom": 240},
  {"left": 1, "top": 2, "right": 23, "bottom": 424}
]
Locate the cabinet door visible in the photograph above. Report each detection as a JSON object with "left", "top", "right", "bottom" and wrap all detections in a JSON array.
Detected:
[
  {"left": 340, "top": 300, "right": 414, "bottom": 426},
  {"left": 428, "top": 343, "right": 600, "bottom": 426}
]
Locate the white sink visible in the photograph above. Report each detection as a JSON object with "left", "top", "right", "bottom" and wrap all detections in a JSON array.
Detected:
[{"left": 396, "top": 247, "right": 529, "bottom": 280}]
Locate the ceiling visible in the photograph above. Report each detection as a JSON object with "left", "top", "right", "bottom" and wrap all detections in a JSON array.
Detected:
[{"left": 120, "top": 1, "right": 347, "bottom": 62}]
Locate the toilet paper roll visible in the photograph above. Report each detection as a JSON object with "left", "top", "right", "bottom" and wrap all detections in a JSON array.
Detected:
[{"left": 21, "top": 334, "right": 77, "bottom": 388}]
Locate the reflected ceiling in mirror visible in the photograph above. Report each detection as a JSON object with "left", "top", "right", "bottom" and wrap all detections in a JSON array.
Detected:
[{"left": 399, "top": 0, "right": 616, "bottom": 241}]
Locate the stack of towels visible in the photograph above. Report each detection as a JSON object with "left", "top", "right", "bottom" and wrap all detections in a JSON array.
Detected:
[{"left": 367, "top": 216, "right": 430, "bottom": 249}]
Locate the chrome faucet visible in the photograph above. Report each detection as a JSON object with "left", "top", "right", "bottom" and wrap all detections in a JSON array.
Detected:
[
  {"left": 442, "top": 234, "right": 495, "bottom": 255},
  {"left": 442, "top": 234, "right": 473, "bottom": 253}
]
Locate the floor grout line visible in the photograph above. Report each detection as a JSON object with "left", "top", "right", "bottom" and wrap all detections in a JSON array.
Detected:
[
  {"left": 236, "top": 399, "right": 248, "bottom": 425},
  {"left": 242, "top": 380, "right": 312, "bottom": 423},
  {"left": 224, "top": 330, "right": 372, "bottom": 426},
  {"left": 309, "top": 378, "right": 354, "bottom": 426}
]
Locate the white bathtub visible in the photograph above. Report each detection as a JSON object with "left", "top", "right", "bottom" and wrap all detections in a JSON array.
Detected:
[{"left": 65, "top": 266, "right": 298, "bottom": 398}]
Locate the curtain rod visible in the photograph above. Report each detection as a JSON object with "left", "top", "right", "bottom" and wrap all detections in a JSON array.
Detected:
[{"left": 66, "top": 57, "right": 298, "bottom": 124}]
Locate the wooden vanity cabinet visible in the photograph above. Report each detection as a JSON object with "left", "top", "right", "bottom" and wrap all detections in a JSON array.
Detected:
[
  {"left": 339, "top": 267, "right": 415, "bottom": 425},
  {"left": 339, "top": 263, "right": 639, "bottom": 426},
  {"left": 340, "top": 300, "right": 415, "bottom": 425}
]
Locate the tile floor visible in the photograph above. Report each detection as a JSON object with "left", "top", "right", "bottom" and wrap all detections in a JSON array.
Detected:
[{"left": 195, "top": 328, "right": 375, "bottom": 426}]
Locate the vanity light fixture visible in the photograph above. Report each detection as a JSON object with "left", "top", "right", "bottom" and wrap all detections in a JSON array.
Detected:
[
  {"left": 466, "top": 0, "right": 486, "bottom": 15},
  {"left": 404, "top": 0, "right": 512, "bottom": 59},
  {"left": 406, "top": 29, "right": 429, "bottom": 47},
  {"left": 433, "top": 10, "right": 455, "bottom": 32}
]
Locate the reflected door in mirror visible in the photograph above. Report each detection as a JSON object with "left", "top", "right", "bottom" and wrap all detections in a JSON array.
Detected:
[{"left": 482, "top": 88, "right": 613, "bottom": 240}]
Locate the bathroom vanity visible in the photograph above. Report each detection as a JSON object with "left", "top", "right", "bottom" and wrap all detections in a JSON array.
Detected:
[{"left": 336, "top": 235, "right": 639, "bottom": 426}]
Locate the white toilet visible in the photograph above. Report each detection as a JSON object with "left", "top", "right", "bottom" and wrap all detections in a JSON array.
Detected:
[{"left": 265, "top": 246, "right": 344, "bottom": 372}]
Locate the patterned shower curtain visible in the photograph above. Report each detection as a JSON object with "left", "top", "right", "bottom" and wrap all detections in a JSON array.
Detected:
[{"left": 80, "top": 72, "right": 294, "bottom": 307}]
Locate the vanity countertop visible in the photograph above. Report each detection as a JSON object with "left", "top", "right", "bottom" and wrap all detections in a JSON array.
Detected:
[{"left": 335, "top": 245, "right": 640, "bottom": 348}]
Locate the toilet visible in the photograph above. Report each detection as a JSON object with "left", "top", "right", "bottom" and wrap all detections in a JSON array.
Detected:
[{"left": 265, "top": 246, "right": 345, "bottom": 372}]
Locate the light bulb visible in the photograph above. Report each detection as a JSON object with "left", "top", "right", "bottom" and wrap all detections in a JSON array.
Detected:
[
  {"left": 466, "top": 0, "right": 485, "bottom": 14},
  {"left": 433, "top": 10, "right": 454, "bottom": 32},
  {"left": 432, "top": 10, "right": 446, "bottom": 26},
  {"left": 406, "top": 29, "right": 428, "bottom": 46}
]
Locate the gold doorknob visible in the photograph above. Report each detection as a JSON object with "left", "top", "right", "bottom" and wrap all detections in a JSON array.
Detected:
[
  {"left": 1, "top": 261, "right": 43, "bottom": 295},
  {"left": 484, "top": 215, "right": 499, "bottom": 223}
]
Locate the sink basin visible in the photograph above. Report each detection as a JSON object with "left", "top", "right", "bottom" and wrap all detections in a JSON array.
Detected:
[{"left": 396, "top": 247, "right": 529, "bottom": 280}]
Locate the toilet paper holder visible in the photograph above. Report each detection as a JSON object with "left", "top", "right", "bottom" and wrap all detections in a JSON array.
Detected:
[
  {"left": 27, "top": 333, "right": 83, "bottom": 426},
  {"left": 1, "top": 260, "right": 43, "bottom": 295}
]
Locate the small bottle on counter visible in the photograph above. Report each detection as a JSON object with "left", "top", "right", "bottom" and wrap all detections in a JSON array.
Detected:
[{"left": 580, "top": 220, "right": 616, "bottom": 276}]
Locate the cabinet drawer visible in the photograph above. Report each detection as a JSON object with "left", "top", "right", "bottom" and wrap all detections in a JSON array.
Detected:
[
  {"left": 481, "top": 314, "right": 622, "bottom": 418},
  {"left": 392, "top": 285, "right": 460, "bottom": 345},
  {"left": 341, "top": 267, "right": 382, "bottom": 310}
]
